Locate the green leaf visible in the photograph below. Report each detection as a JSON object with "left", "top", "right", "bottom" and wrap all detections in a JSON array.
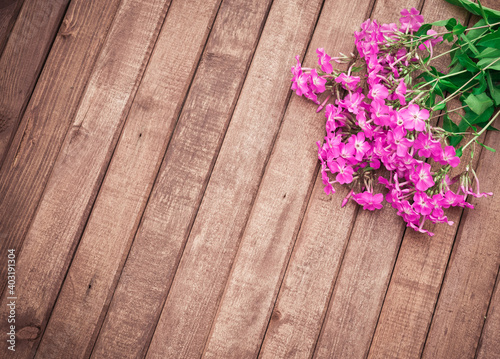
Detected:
[
  {"left": 466, "top": 19, "right": 489, "bottom": 42},
  {"left": 444, "top": 0, "right": 500, "bottom": 21},
  {"left": 472, "top": 72, "right": 488, "bottom": 94},
  {"left": 456, "top": 146, "right": 463, "bottom": 157},
  {"left": 477, "top": 29, "right": 500, "bottom": 49},
  {"left": 476, "top": 140, "right": 496, "bottom": 152},
  {"left": 443, "top": 114, "right": 460, "bottom": 133},
  {"left": 464, "top": 93, "right": 494, "bottom": 115},
  {"left": 477, "top": 0, "right": 491, "bottom": 25},
  {"left": 429, "top": 18, "right": 456, "bottom": 29},
  {"left": 456, "top": 52, "right": 479, "bottom": 71},
  {"left": 434, "top": 102, "right": 446, "bottom": 111},
  {"left": 474, "top": 47, "right": 500, "bottom": 59},
  {"left": 459, "top": 33, "right": 479, "bottom": 55},
  {"left": 477, "top": 57, "right": 500, "bottom": 71},
  {"left": 415, "top": 24, "right": 432, "bottom": 37},
  {"left": 486, "top": 71, "right": 500, "bottom": 105}
]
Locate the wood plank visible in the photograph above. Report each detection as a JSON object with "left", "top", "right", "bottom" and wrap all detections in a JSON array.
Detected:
[
  {"left": 202, "top": 0, "right": 376, "bottom": 356},
  {"left": 366, "top": 2, "right": 472, "bottom": 358},
  {"left": 0, "top": 0, "right": 171, "bottom": 356},
  {"left": 310, "top": 1, "right": 425, "bottom": 358},
  {"left": 0, "top": 0, "right": 24, "bottom": 54},
  {"left": 140, "top": 0, "right": 323, "bottom": 358},
  {"left": 34, "top": 0, "right": 221, "bottom": 358},
  {"left": 0, "top": 0, "right": 122, "bottom": 296},
  {"left": 89, "top": 0, "right": 279, "bottom": 357},
  {"left": 0, "top": 0, "right": 69, "bottom": 166},
  {"left": 421, "top": 123, "right": 500, "bottom": 358},
  {"left": 476, "top": 269, "right": 500, "bottom": 359}
]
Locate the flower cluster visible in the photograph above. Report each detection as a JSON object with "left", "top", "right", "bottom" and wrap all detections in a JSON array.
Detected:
[{"left": 291, "top": 8, "right": 493, "bottom": 236}]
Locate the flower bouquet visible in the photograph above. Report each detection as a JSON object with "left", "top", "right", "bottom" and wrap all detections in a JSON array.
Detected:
[{"left": 291, "top": 0, "right": 500, "bottom": 235}]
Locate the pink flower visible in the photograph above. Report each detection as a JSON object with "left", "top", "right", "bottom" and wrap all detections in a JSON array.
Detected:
[
  {"left": 411, "top": 162, "right": 435, "bottom": 191},
  {"left": 438, "top": 146, "right": 460, "bottom": 167},
  {"left": 413, "top": 132, "right": 441, "bottom": 158},
  {"left": 399, "top": 8, "right": 424, "bottom": 32},
  {"left": 368, "top": 83, "right": 389, "bottom": 102},
  {"left": 400, "top": 104, "right": 428, "bottom": 132},
  {"left": 418, "top": 30, "right": 443, "bottom": 51},
  {"left": 348, "top": 132, "right": 371, "bottom": 161},
  {"left": 386, "top": 126, "right": 413, "bottom": 157},
  {"left": 353, "top": 191, "right": 384, "bottom": 210},
  {"left": 337, "top": 91, "right": 365, "bottom": 114},
  {"left": 335, "top": 73, "right": 361, "bottom": 91},
  {"left": 322, "top": 168, "right": 335, "bottom": 195},
  {"left": 329, "top": 157, "right": 354, "bottom": 184},
  {"left": 394, "top": 79, "right": 407, "bottom": 105},
  {"left": 316, "top": 48, "right": 333, "bottom": 73},
  {"left": 310, "top": 69, "right": 326, "bottom": 93},
  {"left": 413, "top": 191, "right": 432, "bottom": 215}
]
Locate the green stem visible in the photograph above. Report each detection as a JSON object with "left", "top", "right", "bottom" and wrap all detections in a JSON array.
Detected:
[
  {"left": 416, "top": 69, "right": 468, "bottom": 90},
  {"left": 461, "top": 110, "right": 500, "bottom": 151}
]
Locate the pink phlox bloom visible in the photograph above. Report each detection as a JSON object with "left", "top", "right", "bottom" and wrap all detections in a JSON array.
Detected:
[
  {"left": 316, "top": 48, "right": 333, "bottom": 73},
  {"left": 441, "top": 190, "right": 462, "bottom": 208},
  {"left": 337, "top": 90, "right": 365, "bottom": 114},
  {"left": 413, "top": 191, "right": 432, "bottom": 215},
  {"left": 316, "top": 141, "right": 328, "bottom": 163},
  {"left": 438, "top": 145, "right": 460, "bottom": 167},
  {"left": 369, "top": 83, "right": 389, "bottom": 102},
  {"left": 397, "top": 200, "right": 420, "bottom": 222},
  {"left": 321, "top": 168, "right": 335, "bottom": 195},
  {"left": 399, "top": 8, "right": 424, "bottom": 32},
  {"left": 291, "top": 55, "right": 302, "bottom": 81},
  {"left": 411, "top": 162, "right": 435, "bottom": 191},
  {"left": 325, "top": 104, "right": 347, "bottom": 127},
  {"left": 370, "top": 101, "right": 391, "bottom": 126},
  {"left": 408, "top": 221, "right": 435, "bottom": 236},
  {"left": 329, "top": 157, "right": 354, "bottom": 184},
  {"left": 387, "top": 126, "right": 413, "bottom": 157},
  {"left": 418, "top": 30, "right": 443, "bottom": 51},
  {"left": 310, "top": 69, "right": 327, "bottom": 93},
  {"left": 352, "top": 191, "right": 384, "bottom": 210},
  {"left": 400, "top": 104, "right": 428, "bottom": 132},
  {"left": 335, "top": 73, "right": 361, "bottom": 91},
  {"left": 413, "top": 132, "right": 441, "bottom": 158},
  {"left": 292, "top": 73, "right": 310, "bottom": 96},
  {"left": 394, "top": 79, "right": 407, "bottom": 105},
  {"left": 380, "top": 23, "right": 399, "bottom": 41},
  {"left": 348, "top": 132, "right": 371, "bottom": 161},
  {"left": 366, "top": 149, "right": 381, "bottom": 169},
  {"left": 303, "top": 89, "right": 319, "bottom": 104},
  {"left": 356, "top": 111, "right": 375, "bottom": 139}
]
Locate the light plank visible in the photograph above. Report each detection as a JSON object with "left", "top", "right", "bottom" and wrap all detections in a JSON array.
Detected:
[
  {"left": 0, "top": 0, "right": 68, "bottom": 166},
  {"left": 0, "top": 0, "right": 171, "bottom": 356},
  {"left": 422, "top": 123, "right": 500, "bottom": 358},
  {"left": 312, "top": 1, "right": 425, "bottom": 358},
  {"left": 0, "top": 0, "right": 122, "bottom": 295},
  {"left": 141, "top": 0, "right": 323, "bottom": 358},
  {"left": 476, "top": 270, "right": 500, "bottom": 359},
  {"left": 34, "top": 0, "right": 221, "bottom": 358},
  {"left": 202, "top": 0, "right": 376, "bottom": 356},
  {"left": 366, "top": 2, "right": 471, "bottom": 358},
  {"left": 90, "top": 0, "right": 277, "bottom": 358}
]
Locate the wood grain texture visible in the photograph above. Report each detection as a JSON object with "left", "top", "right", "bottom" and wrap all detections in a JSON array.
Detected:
[
  {"left": 312, "top": 1, "right": 424, "bottom": 358},
  {"left": 422, "top": 122, "right": 500, "bottom": 358},
  {"left": 141, "top": 0, "right": 323, "bottom": 358},
  {"left": 366, "top": 2, "right": 472, "bottom": 358},
  {"left": 0, "top": 0, "right": 68, "bottom": 166},
  {"left": 0, "top": 0, "right": 171, "bottom": 357},
  {"left": 90, "top": 0, "right": 275, "bottom": 358},
  {"left": 0, "top": 0, "right": 24, "bottom": 54},
  {"left": 34, "top": 0, "right": 220, "bottom": 358},
  {"left": 0, "top": 0, "right": 121, "bottom": 296},
  {"left": 202, "top": 0, "right": 375, "bottom": 357},
  {"left": 476, "top": 270, "right": 500, "bottom": 359}
]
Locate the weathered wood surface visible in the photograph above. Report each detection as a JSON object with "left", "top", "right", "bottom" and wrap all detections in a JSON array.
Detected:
[{"left": 1, "top": 0, "right": 499, "bottom": 358}]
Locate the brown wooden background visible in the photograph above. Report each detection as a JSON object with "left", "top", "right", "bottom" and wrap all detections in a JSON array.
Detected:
[{"left": 0, "top": 0, "right": 499, "bottom": 357}]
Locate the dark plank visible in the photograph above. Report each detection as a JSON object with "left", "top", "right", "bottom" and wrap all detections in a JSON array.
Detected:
[
  {"left": 476, "top": 269, "right": 500, "bottom": 359},
  {"left": 202, "top": 0, "right": 376, "bottom": 356},
  {"left": 0, "top": 0, "right": 68, "bottom": 167},
  {"left": 34, "top": 0, "right": 221, "bottom": 358},
  {"left": 421, "top": 124, "right": 500, "bottom": 358},
  {"left": 90, "top": 0, "right": 278, "bottom": 357},
  {"left": 366, "top": 2, "right": 471, "bottom": 358},
  {"left": 140, "top": 0, "right": 324, "bottom": 357},
  {"left": 0, "top": 0, "right": 122, "bottom": 296},
  {"left": 0, "top": 0, "right": 171, "bottom": 356},
  {"left": 0, "top": 0, "right": 24, "bottom": 54},
  {"left": 311, "top": 1, "right": 425, "bottom": 358}
]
